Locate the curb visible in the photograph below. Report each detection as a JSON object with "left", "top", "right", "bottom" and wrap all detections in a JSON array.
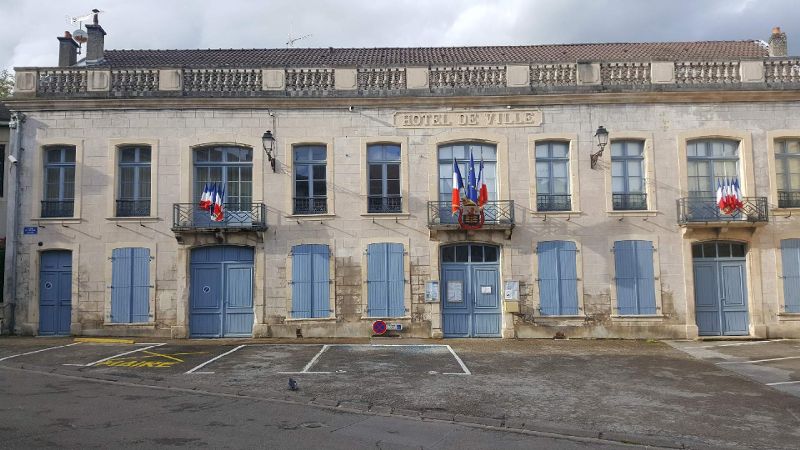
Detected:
[{"left": 74, "top": 337, "right": 135, "bottom": 344}]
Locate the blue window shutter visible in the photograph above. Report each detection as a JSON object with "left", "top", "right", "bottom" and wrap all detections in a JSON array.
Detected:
[
  {"left": 781, "top": 239, "right": 800, "bottom": 313},
  {"left": 387, "top": 243, "right": 405, "bottom": 317},
  {"left": 367, "top": 243, "right": 388, "bottom": 317},
  {"left": 131, "top": 248, "right": 150, "bottom": 323},
  {"left": 614, "top": 241, "right": 638, "bottom": 315},
  {"left": 537, "top": 241, "right": 561, "bottom": 316},
  {"left": 291, "top": 245, "right": 314, "bottom": 318},
  {"left": 558, "top": 241, "right": 579, "bottom": 315},
  {"left": 110, "top": 248, "right": 132, "bottom": 323},
  {"left": 311, "top": 245, "right": 330, "bottom": 318},
  {"left": 634, "top": 241, "right": 657, "bottom": 314}
]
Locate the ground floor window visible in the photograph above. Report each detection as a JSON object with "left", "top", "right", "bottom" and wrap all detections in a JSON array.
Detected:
[
  {"left": 613, "top": 240, "right": 657, "bottom": 315},
  {"left": 110, "top": 248, "right": 151, "bottom": 323},
  {"left": 780, "top": 239, "right": 800, "bottom": 313},
  {"left": 291, "top": 244, "right": 331, "bottom": 318},
  {"left": 537, "top": 240, "right": 579, "bottom": 315},
  {"left": 366, "top": 243, "right": 405, "bottom": 317}
]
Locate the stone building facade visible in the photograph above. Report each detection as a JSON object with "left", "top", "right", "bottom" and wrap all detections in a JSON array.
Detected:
[{"left": 3, "top": 19, "right": 800, "bottom": 339}]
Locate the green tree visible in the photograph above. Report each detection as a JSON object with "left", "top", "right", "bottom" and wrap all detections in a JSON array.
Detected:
[{"left": 0, "top": 69, "right": 14, "bottom": 98}]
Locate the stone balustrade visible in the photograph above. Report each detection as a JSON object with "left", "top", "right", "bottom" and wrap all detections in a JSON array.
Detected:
[{"left": 12, "top": 58, "right": 800, "bottom": 98}]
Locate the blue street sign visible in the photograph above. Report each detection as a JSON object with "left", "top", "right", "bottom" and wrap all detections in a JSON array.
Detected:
[{"left": 23, "top": 226, "right": 38, "bottom": 235}]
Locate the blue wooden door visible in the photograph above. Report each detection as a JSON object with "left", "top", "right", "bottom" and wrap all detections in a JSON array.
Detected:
[
  {"left": 441, "top": 244, "right": 501, "bottom": 338},
  {"left": 190, "top": 246, "right": 254, "bottom": 337},
  {"left": 693, "top": 242, "right": 749, "bottom": 336},
  {"left": 39, "top": 251, "right": 72, "bottom": 336}
]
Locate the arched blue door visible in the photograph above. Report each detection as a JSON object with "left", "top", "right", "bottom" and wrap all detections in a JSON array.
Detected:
[
  {"left": 190, "top": 246, "right": 254, "bottom": 338},
  {"left": 693, "top": 242, "right": 749, "bottom": 336},
  {"left": 441, "top": 244, "right": 501, "bottom": 337},
  {"left": 39, "top": 251, "right": 72, "bottom": 336}
]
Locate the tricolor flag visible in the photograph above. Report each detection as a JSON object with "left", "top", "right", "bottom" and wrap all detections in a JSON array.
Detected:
[
  {"left": 199, "top": 183, "right": 212, "bottom": 211},
  {"left": 717, "top": 178, "right": 744, "bottom": 214},
  {"left": 452, "top": 158, "right": 464, "bottom": 214},
  {"left": 477, "top": 157, "right": 488, "bottom": 207},
  {"left": 211, "top": 185, "right": 225, "bottom": 222}
]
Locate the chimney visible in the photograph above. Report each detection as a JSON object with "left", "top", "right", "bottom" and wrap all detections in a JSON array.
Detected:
[
  {"left": 57, "top": 31, "right": 79, "bottom": 67},
  {"left": 85, "top": 9, "right": 106, "bottom": 64},
  {"left": 769, "top": 26, "right": 788, "bottom": 57}
]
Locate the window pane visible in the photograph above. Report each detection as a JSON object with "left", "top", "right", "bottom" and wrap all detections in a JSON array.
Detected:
[
  {"left": 718, "top": 244, "right": 731, "bottom": 257},
  {"left": 535, "top": 144, "right": 549, "bottom": 159},
  {"left": 64, "top": 148, "right": 76, "bottom": 163},
  {"left": 313, "top": 164, "right": 326, "bottom": 181},
  {"left": 295, "top": 180, "right": 308, "bottom": 197},
  {"left": 551, "top": 142, "right": 569, "bottom": 158},
  {"left": 386, "top": 163, "right": 400, "bottom": 180},
  {"left": 455, "top": 245, "right": 468, "bottom": 262},
  {"left": 295, "top": 148, "right": 309, "bottom": 161},
  {"left": 209, "top": 148, "right": 223, "bottom": 162},
  {"left": 702, "top": 243, "right": 717, "bottom": 258},
  {"left": 470, "top": 245, "right": 483, "bottom": 263},
  {"left": 387, "top": 180, "right": 400, "bottom": 195},
  {"left": 312, "top": 147, "right": 326, "bottom": 161},
  {"left": 195, "top": 148, "right": 209, "bottom": 162},
  {"left": 627, "top": 141, "right": 644, "bottom": 156},
  {"left": 627, "top": 160, "right": 642, "bottom": 177},
  {"left": 484, "top": 246, "right": 498, "bottom": 262},
  {"left": 313, "top": 180, "right": 326, "bottom": 196},
  {"left": 140, "top": 147, "right": 151, "bottom": 162},
  {"left": 369, "top": 180, "right": 382, "bottom": 195},
  {"left": 367, "top": 146, "right": 382, "bottom": 161},
  {"left": 535, "top": 161, "right": 549, "bottom": 178},
  {"left": 553, "top": 178, "right": 569, "bottom": 194},
  {"left": 612, "top": 177, "right": 625, "bottom": 192},
  {"left": 384, "top": 145, "right": 401, "bottom": 160},
  {"left": 692, "top": 245, "right": 703, "bottom": 258},
  {"left": 120, "top": 148, "right": 137, "bottom": 162},
  {"left": 732, "top": 243, "right": 746, "bottom": 257},
  {"left": 226, "top": 149, "right": 241, "bottom": 162},
  {"left": 628, "top": 176, "right": 643, "bottom": 192},
  {"left": 120, "top": 167, "right": 135, "bottom": 197},
  {"left": 140, "top": 168, "right": 151, "bottom": 197},
  {"left": 611, "top": 142, "right": 624, "bottom": 157},
  {"left": 439, "top": 146, "right": 452, "bottom": 161},
  {"left": 295, "top": 165, "right": 309, "bottom": 181},
  {"left": 442, "top": 246, "right": 455, "bottom": 263},
  {"left": 369, "top": 164, "right": 382, "bottom": 180},
  {"left": 611, "top": 161, "right": 623, "bottom": 177},
  {"left": 552, "top": 161, "right": 568, "bottom": 178},
  {"left": 787, "top": 140, "right": 800, "bottom": 154}
]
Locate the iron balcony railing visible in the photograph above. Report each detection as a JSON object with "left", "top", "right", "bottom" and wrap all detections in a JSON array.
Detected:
[
  {"left": 612, "top": 193, "right": 647, "bottom": 211},
  {"left": 172, "top": 203, "right": 267, "bottom": 231},
  {"left": 427, "top": 200, "right": 515, "bottom": 229},
  {"left": 41, "top": 200, "right": 74, "bottom": 218},
  {"left": 537, "top": 194, "right": 571, "bottom": 212},
  {"left": 116, "top": 199, "right": 151, "bottom": 217},
  {"left": 676, "top": 197, "right": 768, "bottom": 225},
  {"left": 778, "top": 190, "right": 800, "bottom": 208},
  {"left": 368, "top": 195, "right": 402, "bottom": 213},
  {"left": 294, "top": 197, "right": 327, "bottom": 215}
]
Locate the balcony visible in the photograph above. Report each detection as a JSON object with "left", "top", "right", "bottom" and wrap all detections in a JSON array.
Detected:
[
  {"left": 116, "top": 199, "right": 151, "bottom": 217},
  {"left": 778, "top": 190, "right": 800, "bottom": 208},
  {"left": 368, "top": 196, "right": 402, "bottom": 214},
  {"left": 536, "top": 194, "right": 571, "bottom": 212},
  {"left": 676, "top": 197, "right": 768, "bottom": 226},
  {"left": 427, "top": 200, "right": 515, "bottom": 231},
  {"left": 293, "top": 197, "right": 327, "bottom": 215},
  {"left": 612, "top": 193, "right": 647, "bottom": 211},
  {"left": 172, "top": 203, "right": 267, "bottom": 232},
  {"left": 41, "top": 200, "right": 74, "bottom": 218}
]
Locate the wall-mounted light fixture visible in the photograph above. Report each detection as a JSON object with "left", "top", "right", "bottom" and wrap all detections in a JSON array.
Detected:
[
  {"left": 262, "top": 130, "right": 276, "bottom": 172},
  {"left": 591, "top": 125, "right": 609, "bottom": 169}
]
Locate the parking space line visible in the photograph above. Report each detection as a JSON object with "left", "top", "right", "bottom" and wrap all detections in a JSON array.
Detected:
[
  {"left": 185, "top": 344, "right": 247, "bottom": 374},
  {"left": 278, "top": 344, "right": 331, "bottom": 374},
  {"left": 717, "top": 355, "right": 800, "bottom": 365},
  {"left": 0, "top": 343, "right": 81, "bottom": 362},
  {"left": 698, "top": 339, "right": 790, "bottom": 349},
  {"left": 766, "top": 380, "right": 800, "bottom": 386},
  {"left": 443, "top": 345, "right": 471, "bottom": 375},
  {"left": 66, "top": 343, "right": 166, "bottom": 367}
]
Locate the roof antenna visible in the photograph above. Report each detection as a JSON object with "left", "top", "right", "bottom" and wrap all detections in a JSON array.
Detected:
[
  {"left": 286, "top": 22, "right": 312, "bottom": 48},
  {"left": 65, "top": 8, "right": 103, "bottom": 54}
]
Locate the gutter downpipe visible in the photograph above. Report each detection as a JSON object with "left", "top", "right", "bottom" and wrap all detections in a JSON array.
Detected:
[{"left": 3, "top": 111, "right": 25, "bottom": 334}]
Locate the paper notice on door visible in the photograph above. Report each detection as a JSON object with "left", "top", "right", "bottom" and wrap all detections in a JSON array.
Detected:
[
  {"left": 481, "top": 285, "right": 492, "bottom": 294},
  {"left": 447, "top": 281, "right": 463, "bottom": 302}
]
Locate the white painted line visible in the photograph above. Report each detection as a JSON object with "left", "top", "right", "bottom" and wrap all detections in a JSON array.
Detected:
[
  {"left": 766, "top": 380, "right": 800, "bottom": 386},
  {"left": 185, "top": 344, "right": 247, "bottom": 374},
  {"left": 718, "top": 355, "right": 800, "bottom": 365},
  {"left": 79, "top": 343, "right": 165, "bottom": 367},
  {"left": 277, "top": 371, "right": 332, "bottom": 375},
  {"left": 443, "top": 345, "right": 471, "bottom": 375},
  {"left": 300, "top": 345, "right": 330, "bottom": 373},
  {"left": 134, "top": 342, "right": 166, "bottom": 346},
  {"left": 0, "top": 342, "right": 81, "bottom": 362},
  {"left": 699, "top": 339, "right": 789, "bottom": 349}
]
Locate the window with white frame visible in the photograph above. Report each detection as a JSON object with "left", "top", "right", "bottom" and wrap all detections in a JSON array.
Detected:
[
  {"left": 535, "top": 141, "right": 570, "bottom": 211},
  {"left": 611, "top": 141, "right": 646, "bottom": 210},
  {"left": 117, "top": 146, "right": 152, "bottom": 217},
  {"left": 367, "top": 144, "right": 401, "bottom": 213},
  {"left": 293, "top": 146, "right": 327, "bottom": 215},
  {"left": 775, "top": 139, "right": 800, "bottom": 208},
  {"left": 42, "top": 146, "right": 76, "bottom": 218}
]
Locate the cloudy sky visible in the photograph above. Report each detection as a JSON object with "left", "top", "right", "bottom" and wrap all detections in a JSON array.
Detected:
[{"left": 1, "top": 0, "right": 798, "bottom": 69}]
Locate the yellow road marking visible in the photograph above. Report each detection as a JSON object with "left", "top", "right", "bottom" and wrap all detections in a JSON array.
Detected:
[{"left": 74, "top": 338, "right": 135, "bottom": 344}]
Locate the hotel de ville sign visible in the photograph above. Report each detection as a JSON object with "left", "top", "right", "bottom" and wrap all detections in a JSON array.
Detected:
[{"left": 394, "top": 109, "right": 543, "bottom": 128}]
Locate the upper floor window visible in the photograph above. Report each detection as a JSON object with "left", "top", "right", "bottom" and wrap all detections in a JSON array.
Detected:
[
  {"left": 611, "top": 140, "right": 646, "bottom": 210},
  {"left": 438, "top": 143, "right": 497, "bottom": 202},
  {"left": 775, "top": 139, "right": 800, "bottom": 208},
  {"left": 194, "top": 146, "right": 253, "bottom": 210},
  {"left": 117, "top": 146, "right": 151, "bottom": 217},
  {"left": 42, "top": 146, "right": 76, "bottom": 218},
  {"left": 687, "top": 139, "right": 739, "bottom": 198},
  {"left": 535, "top": 141, "right": 570, "bottom": 211},
  {"left": 294, "top": 145, "right": 327, "bottom": 215},
  {"left": 367, "top": 144, "right": 401, "bottom": 213}
]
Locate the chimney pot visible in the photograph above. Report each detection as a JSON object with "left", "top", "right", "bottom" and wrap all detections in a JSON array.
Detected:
[{"left": 768, "top": 26, "right": 788, "bottom": 57}]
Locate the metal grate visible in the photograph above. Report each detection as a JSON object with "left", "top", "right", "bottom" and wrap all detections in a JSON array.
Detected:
[{"left": 537, "top": 194, "right": 571, "bottom": 212}]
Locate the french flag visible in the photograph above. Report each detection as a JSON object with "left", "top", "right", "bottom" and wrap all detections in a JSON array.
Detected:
[
  {"left": 199, "top": 183, "right": 212, "bottom": 211},
  {"left": 451, "top": 158, "right": 464, "bottom": 214},
  {"left": 477, "top": 157, "right": 488, "bottom": 207},
  {"left": 211, "top": 185, "right": 225, "bottom": 222}
]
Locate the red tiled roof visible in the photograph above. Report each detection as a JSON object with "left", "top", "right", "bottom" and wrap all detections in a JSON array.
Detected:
[{"left": 99, "top": 41, "right": 769, "bottom": 68}]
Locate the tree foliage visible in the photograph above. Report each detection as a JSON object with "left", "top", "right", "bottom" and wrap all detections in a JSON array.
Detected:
[{"left": 0, "top": 69, "right": 14, "bottom": 98}]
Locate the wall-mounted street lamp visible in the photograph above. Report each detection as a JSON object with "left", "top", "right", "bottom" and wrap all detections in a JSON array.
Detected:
[
  {"left": 262, "top": 130, "right": 276, "bottom": 172},
  {"left": 591, "top": 125, "right": 609, "bottom": 169}
]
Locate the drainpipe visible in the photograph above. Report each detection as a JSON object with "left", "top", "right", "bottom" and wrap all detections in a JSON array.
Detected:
[{"left": 3, "top": 111, "right": 25, "bottom": 334}]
